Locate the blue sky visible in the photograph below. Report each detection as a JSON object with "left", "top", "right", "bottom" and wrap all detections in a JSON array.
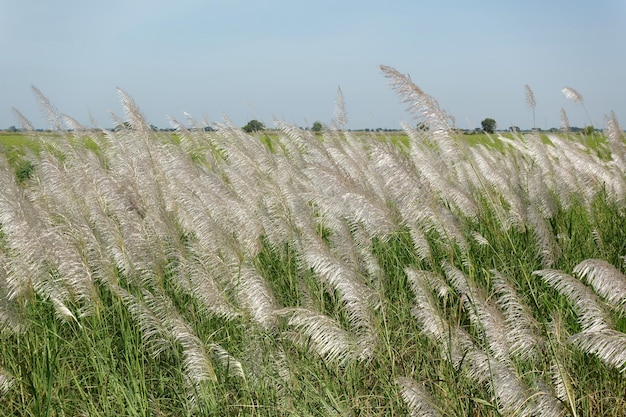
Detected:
[{"left": 1, "top": 0, "right": 625, "bottom": 130}]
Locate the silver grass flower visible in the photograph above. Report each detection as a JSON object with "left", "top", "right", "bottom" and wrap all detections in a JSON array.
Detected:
[
  {"left": 140, "top": 290, "right": 244, "bottom": 392},
  {"left": 408, "top": 269, "right": 452, "bottom": 301},
  {"left": 529, "top": 379, "right": 566, "bottom": 417},
  {"left": 116, "top": 88, "right": 151, "bottom": 131},
  {"left": 332, "top": 87, "right": 347, "bottom": 129},
  {"left": 237, "top": 265, "right": 278, "bottom": 330},
  {"left": 471, "top": 231, "right": 490, "bottom": 247},
  {"left": 380, "top": 65, "right": 453, "bottom": 134},
  {"left": 279, "top": 307, "right": 360, "bottom": 365},
  {"left": 0, "top": 369, "right": 13, "bottom": 397},
  {"left": 546, "top": 311, "right": 577, "bottom": 413},
  {"left": 406, "top": 267, "right": 473, "bottom": 365},
  {"left": 408, "top": 224, "right": 433, "bottom": 261},
  {"left": 396, "top": 377, "right": 442, "bottom": 417},
  {"left": 10, "top": 108, "right": 35, "bottom": 131},
  {"left": 525, "top": 84, "right": 536, "bottom": 111},
  {"left": 114, "top": 286, "right": 171, "bottom": 358},
  {"left": 443, "top": 264, "right": 511, "bottom": 360},
  {"left": 297, "top": 226, "right": 379, "bottom": 343},
  {"left": 175, "top": 251, "right": 240, "bottom": 320},
  {"left": 525, "top": 84, "right": 536, "bottom": 130},
  {"left": 0, "top": 252, "right": 24, "bottom": 334},
  {"left": 526, "top": 204, "right": 559, "bottom": 267},
  {"left": 562, "top": 86, "right": 584, "bottom": 104},
  {"left": 465, "top": 349, "right": 534, "bottom": 417},
  {"left": 533, "top": 269, "right": 611, "bottom": 332},
  {"left": 573, "top": 259, "right": 626, "bottom": 314},
  {"left": 492, "top": 270, "right": 543, "bottom": 360},
  {"left": 569, "top": 329, "right": 626, "bottom": 372},
  {"left": 406, "top": 268, "right": 449, "bottom": 341},
  {"left": 606, "top": 111, "right": 626, "bottom": 170},
  {"left": 560, "top": 108, "right": 570, "bottom": 133},
  {"left": 31, "top": 86, "right": 63, "bottom": 131},
  {"left": 207, "top": 343, "right": 245, "bottom": 379}
]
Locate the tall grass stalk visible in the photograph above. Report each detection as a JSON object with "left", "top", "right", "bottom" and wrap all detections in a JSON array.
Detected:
[{"left": 0, "top": 67, "right": 625, "bottom": 415}]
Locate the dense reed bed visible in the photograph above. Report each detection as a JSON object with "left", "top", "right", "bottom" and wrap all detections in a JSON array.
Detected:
[{"left": 0, "top": 67, "right": 625, "bottom": 416}]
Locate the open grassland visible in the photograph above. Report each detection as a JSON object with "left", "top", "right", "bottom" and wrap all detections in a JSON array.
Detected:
[{"left": 1, "top": 69, "right": 626, "bottom": 416}]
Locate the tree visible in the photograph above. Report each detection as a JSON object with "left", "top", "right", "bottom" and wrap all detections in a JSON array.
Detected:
[
  {"left": 481, "top": 118, "right": 496, "bottom": 133},
  {"left": 242, "top": 119, "right": 265, "bottom": 133},
  {"left": 311, "top": 121, "right": 323, "bottom": 133},
  {"left": 582, "top": 125, "right": 595, "bottom": 135}
]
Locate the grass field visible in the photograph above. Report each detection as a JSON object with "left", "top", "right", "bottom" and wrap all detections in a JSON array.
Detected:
[{"left": 0, "top": 71, "right": 625, "bottom": 416}]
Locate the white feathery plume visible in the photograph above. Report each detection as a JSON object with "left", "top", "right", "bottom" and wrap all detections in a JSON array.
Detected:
[
  {"left": 406, "top": 267, "right": 473, "bottom": 365},
  {"left": 61, "top": 113, "right": 86, "bottom": 132},
  {"left": 406, "top": 268, "right": 449, "bottom": 341},
  {"left": 533, "top": 269, "right": 611, "bottom": 332},
  {"left": 547, "top": 313, "right": 575, "bottom": 407},
  {"left": 237, "top": 265, "right": 278, "bottom": 330},
  {"left": 526, "top": 160, "right": 557, "bottom": 219},
  {"left": 562, "top": 86, "right": 584, "bottom": 105},
  {"left": 569, "top": 329, "right": 626, "bottom": 372},
  {"left": 471, "top": 231, "right": 490, "bottom": 247},
  {"left": 465, "top": 349, "right": 535, "bottom": 417},
  {"left": 116, "top": 88, "right": 150, "bottom": 132},
  {"left": 560, "top": 108, "right": 570, "bottom": 133},
  {"left": 32, "top": 154, "right": 100, "bottom": 311},
  {"left": 113, "top": 286, "right": 171, "bottom": 358},
  {"left": 11, "top": 108, "right": 35, "bottom": 131},
  {"left": 0, "top": 369, "right": 13, "bottom": 397},
  {"left": 396, "top": 377, "right": 442, "bottom": 417},
  {"left": 140, "top": 290, "right": 246, "bottom": 392},
  {"left": 207, "top": 343, "right": 245, "bottom": 379},
  {"left": 525, "top": 84, "right": 536, "bottom": 130},
  {"left": 491, "top": 270, "right": 543, "bottom": 360},
  {"left": 408, "top": 224, "right": 433, "bottom": 261},
  {"left": 573, "top": 259, "right": 626, "bottom": 314},
  {"left": 526, "top": 204, "right": 559, "bottom": 267},
  {"left": 529, "top": 379, "right": 567, "bottom": 417},
  {"left": 296, "top": 225, "right": 379, "bottom": 343},
  {"left": 443, "top": 263, "right": 511, "bottom": 360},
  {"left": 175, "top": 250, "right": 240, "bottom": 321},
  {"left": 0, "top": 162, "right": 81, "bottom": 324},
  {"left": 407, "top": 269, "right": 452, "bottom": 302},
  {"left": 278, "top": 307, "right": 360, "bottom": 365},
  {"left": 605, "top": 111, "right": 626, "bottom": 169},
  {"left": 380, "top": 65, "right": 453, "bottom": 134},
  {"left": 273, "top": 119, "right": 312, "bottom": 158},
  {"left": 31, "top": 86, "right": 63, "bottom": 131},
  {"left": 332, "top": 87, "right": 347, "bottom": 129},
  {"left": 0, "top": 254, "right": 24, "bottom": 334},
  {"left": 525, "top": 84, "right": 536, "bottom": 110}
]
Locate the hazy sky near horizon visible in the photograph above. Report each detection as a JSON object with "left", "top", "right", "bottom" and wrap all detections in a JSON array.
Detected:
[{"left": 1, "top": 0, "right": 625, "bottom": 130}]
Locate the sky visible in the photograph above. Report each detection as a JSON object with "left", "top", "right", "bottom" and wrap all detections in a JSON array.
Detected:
[{"left": 1, "top": 0, "right": 625, "bottom": 131}]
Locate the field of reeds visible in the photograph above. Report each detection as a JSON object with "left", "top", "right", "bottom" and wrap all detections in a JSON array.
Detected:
[{"left": 1, "top": 66, "right": 625, "bottom": 416}]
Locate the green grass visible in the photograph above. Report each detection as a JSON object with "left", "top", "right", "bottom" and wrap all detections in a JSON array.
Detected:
[{"left": 0, "top": 113, "right": 624, "bottom": 416}]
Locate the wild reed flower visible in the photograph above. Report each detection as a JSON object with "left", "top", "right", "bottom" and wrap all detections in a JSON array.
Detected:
[
  {"left": 533, "top": 269, "right": 611, "bottom": 332},
  {"left": 278, "top": 307, "right": 360, "bottom": 365},
  {"left": 380, "top": 65, "right": 454, "bottom": 135},
  {"left": 492, "top": 270, "right": 543, "bottom": 360},
  {"left": 237, "top": 265, "right": 278, "bottom": 330},
  {"left": 525, "top": 84, "right": 536, "bottom": 130},
  {"left": 0, "top": 370, "right": 13, "bottom": 397},
  {"left": 569, "top": 329, "right": 626, "bottom": 372},
  {"left": 573, "top": 259, "right": 626, "bottom": 314},
  {"left": 396, "top": 377, "right": 442, "bottom": 417},
  {"left": 562, "top": 87, "right": 584, "bottom": 105}
]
